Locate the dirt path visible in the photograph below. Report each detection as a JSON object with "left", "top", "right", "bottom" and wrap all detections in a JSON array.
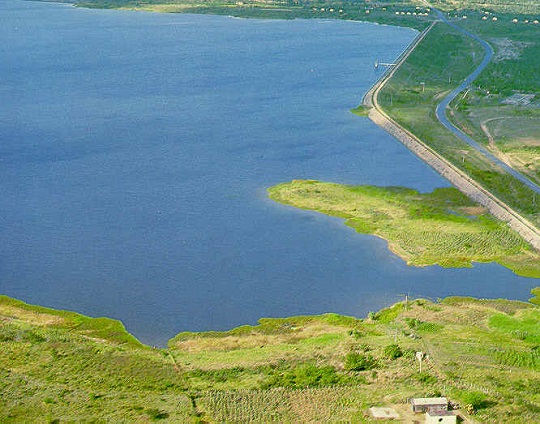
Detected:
[
  {"left": 480, "top": 117, "right": 509, "bottom": 161},
  {"left": 362, "top": 22, "right": 540, "bottom": 252},
  {"left": 479, "top": 117, "right": 534, "bottom": 180},
  {"left": 479, "top": 117, "right": 502, "bottom": 148}
]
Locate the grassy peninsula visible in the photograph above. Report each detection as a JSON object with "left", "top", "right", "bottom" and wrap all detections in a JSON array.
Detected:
[
  {"left": 268, "top": 180, "right": 540, "bottom": 277},
  {"left": 2, "top": 293, "right": 540, "bottom": 422}
]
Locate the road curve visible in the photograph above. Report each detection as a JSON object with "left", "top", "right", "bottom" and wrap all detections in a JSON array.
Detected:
[
  {"left": 434, "top": 10, "right": 540, "bottom": 195},
  {"left": 362, "top": 21, "right": 540, "bottom": 251}
]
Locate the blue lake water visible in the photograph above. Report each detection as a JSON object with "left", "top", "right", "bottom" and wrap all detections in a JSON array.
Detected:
[{"left": 1, "top": 0, "right": 536, "bottom": 346}]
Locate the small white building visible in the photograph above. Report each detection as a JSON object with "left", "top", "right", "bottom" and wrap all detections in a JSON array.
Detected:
[
  {"left": 411, "top": 397, "right": 448, "bottom": 413},
  {"left": 425, "top": 409, "right": 457, "bottom": 424}
]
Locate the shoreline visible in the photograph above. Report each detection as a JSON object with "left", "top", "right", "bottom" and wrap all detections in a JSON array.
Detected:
[
  {"left": 1, "top": 291, "right": 538, "bottom": 347},
  {"left": 268, "top": 180, "right": 540, "bottom": 278},
  {"left": 2, "top": 291, "right": 539, "bottom": 421}
]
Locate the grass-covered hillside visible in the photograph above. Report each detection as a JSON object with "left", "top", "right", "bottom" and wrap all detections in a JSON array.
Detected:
[
  {"left": 268, "top": 180, "right": 540, "bottom": 277},
  {"left": 1, "top": 293, "right": 539, "bottom": 422}
]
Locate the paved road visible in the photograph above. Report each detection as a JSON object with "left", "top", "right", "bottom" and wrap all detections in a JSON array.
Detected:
[
  {"left": 434, "top": 10, "right": 540, "bottom": 195},
  {"left": 363, "top": 20, "right": 540, "bottom": 250}
]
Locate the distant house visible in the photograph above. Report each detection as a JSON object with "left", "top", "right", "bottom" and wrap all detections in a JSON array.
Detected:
[
  {"left": 411, "top": 397, "right": 448, "bottom": 413},
  {"left": 425, "top": 409, "right": 457, "bottom": 424}
]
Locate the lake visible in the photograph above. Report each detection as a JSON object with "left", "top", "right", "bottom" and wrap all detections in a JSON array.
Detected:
[{"left": 1, "top": 0, "right": 535, "bottom": 346}]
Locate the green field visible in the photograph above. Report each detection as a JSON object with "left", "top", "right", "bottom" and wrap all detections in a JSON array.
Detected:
[
  {"left": 447, "top": 14, "right": 540, "bottom": 186},
  {"left": 431, "top": 0, "right": 540, "bottom": 14},
  {"left": 2, "top": 293, "right": 540, "bottom": 422},
  {"left": 268, "top": 180, "right": 540, "bottom": 277}
]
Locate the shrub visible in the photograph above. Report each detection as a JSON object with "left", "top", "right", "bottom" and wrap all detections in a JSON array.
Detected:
[
  {"left": 414, "top": 372, "right": 437, "bottom": 384},
  {"left": 0, "top": 326, "right": 17, "bottom": 342},
  {"left": 344, "top": 353, "right": 377, "bottom": 371},
  {"left": 460, "top": 391, "right": 489, "bottom": 411},
  {"left": 145, "top": 408, "right": 169, "bottom": 420},
  {"left": 348, "top": 329, "right": 363, "bottom": 339},
  {"left": 423, "top": 389, "right": 442, "bottom": 398},
  {"left": 22, "top": 330, "right": 46, "bottom": 343},
  {"left": 358, "top": 343, "right": 372, "bottom": 352},
  {"left": 383, "top": 344, "right": 403, "bottom": 360},
  {"left": 402, "top": 348, "right": 416, "bottom": 359},
  {"left": 404, "top": 318, "right": 442, "bottom": 332},
  {"left": 263, "top": 363, "right": 343, "bottom": 388},
  {"left": 405, "top": 318, "right": 422, "bottom": 329}
]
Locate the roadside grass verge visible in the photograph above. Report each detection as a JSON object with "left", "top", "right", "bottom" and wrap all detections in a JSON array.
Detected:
[{"left": 377, "top": 20, "right": 540, "bottom": 227}]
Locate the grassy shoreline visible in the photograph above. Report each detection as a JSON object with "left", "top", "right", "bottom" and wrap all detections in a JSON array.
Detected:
[
  {"left": 2, "top": 292, "right": 540, "bottom": 421},
  {"left": 6, "top": 2, "right": 540, "bottom": 421},
  {"left": 268, "top": 180, "right": 540, "bottom": 278}
]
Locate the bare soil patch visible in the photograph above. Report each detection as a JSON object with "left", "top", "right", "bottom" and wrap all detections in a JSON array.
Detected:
[{"left": 490, "top": 37, "right": 534, "bottom": 62}]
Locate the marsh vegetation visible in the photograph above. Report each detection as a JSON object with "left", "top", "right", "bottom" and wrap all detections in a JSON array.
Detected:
[{"left": 269, "top": 180, "right": 540, "bottom": 277}]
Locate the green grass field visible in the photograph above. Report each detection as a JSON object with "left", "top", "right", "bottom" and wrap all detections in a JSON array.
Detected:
[
  {"left": 446, "top": 14, "right": 540, "bottom": 186},
  {"left": 431, "top": 0, "right": 540, "bottom": 14},
  {"left": 2, "top": 293, "right": 540, "bottom": 422},
  {"left": 268, "top": 180, "right": 540, "bottom": 277},
  {"left": 0, "top": 296, "right": 193, "bottom": 422}
]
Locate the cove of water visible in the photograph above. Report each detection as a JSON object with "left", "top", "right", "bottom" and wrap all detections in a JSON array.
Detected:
[{"left": 1, "top": 0, "right": 535, "bottom": 346}]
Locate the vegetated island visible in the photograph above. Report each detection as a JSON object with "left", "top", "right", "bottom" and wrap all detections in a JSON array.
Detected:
[
  {"left": 1, "top": 292, "right": 539, "bottom": 421},
  {"left": 268, "top": 180, "right": 540, "bottom": 278}
]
